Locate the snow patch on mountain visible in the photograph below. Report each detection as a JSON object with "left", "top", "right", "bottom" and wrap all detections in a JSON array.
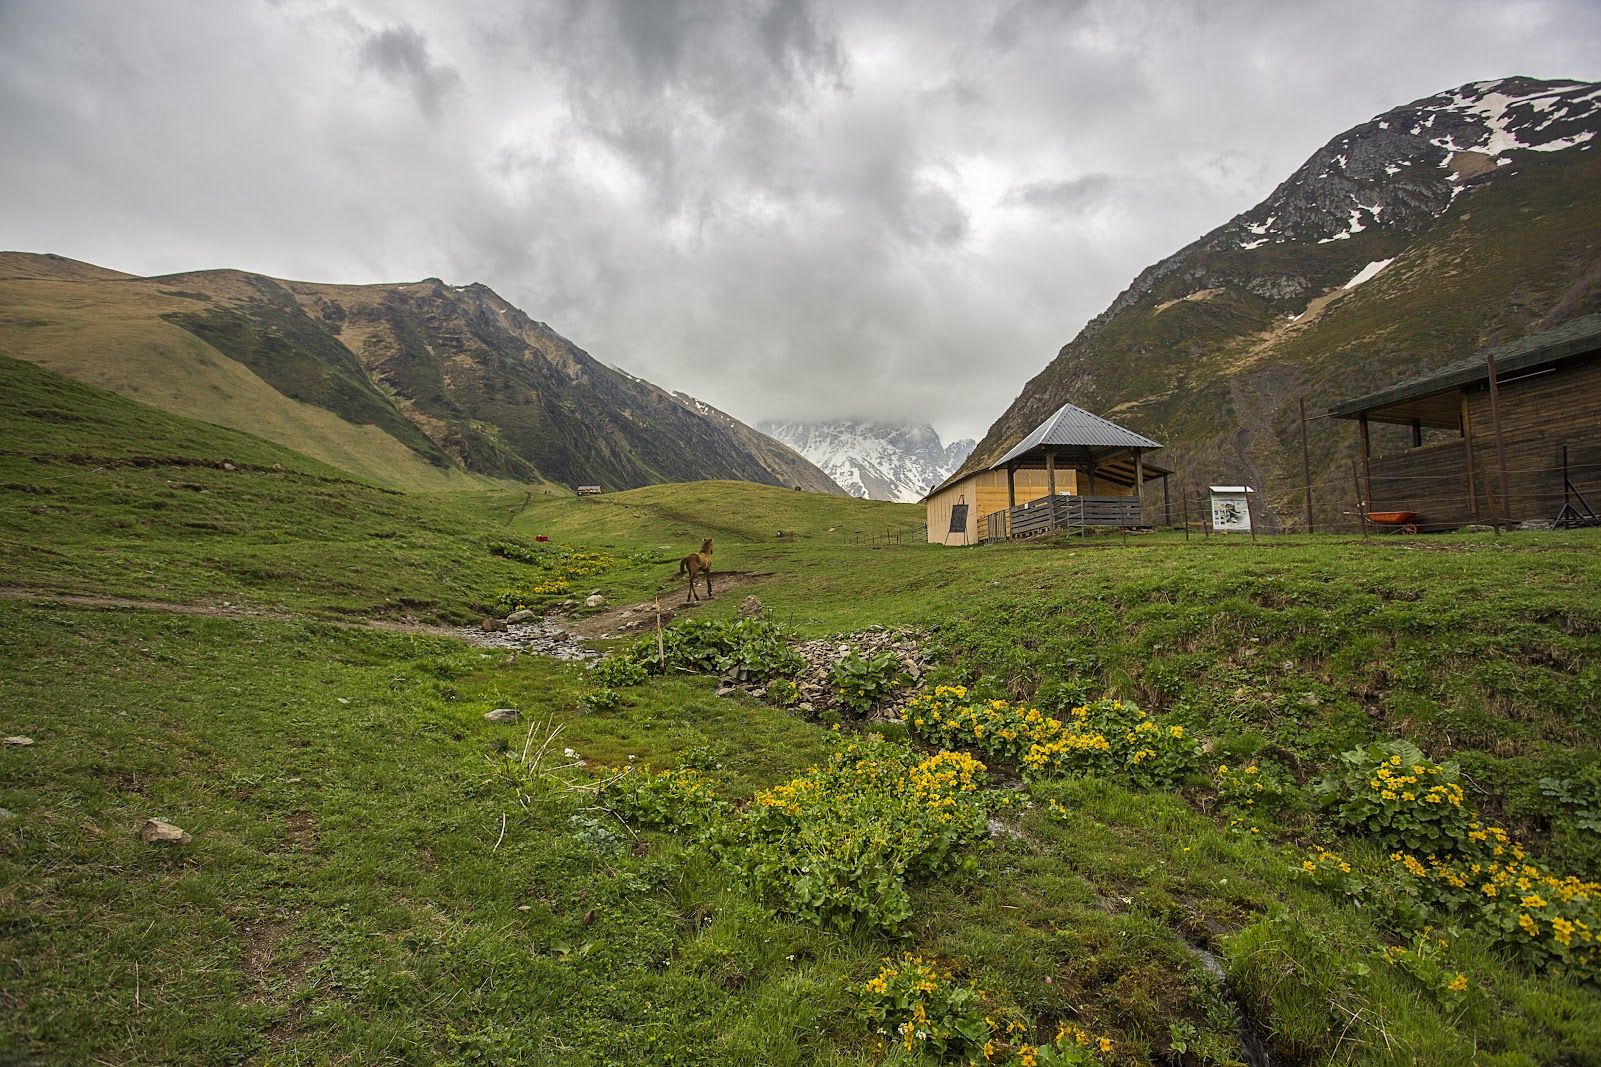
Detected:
[
  {"left": 757, "top": 420, "right": 976, "bottom": 503},
  {"left": 1226, "top": 77, "right": 1601, "bottom": 249}
]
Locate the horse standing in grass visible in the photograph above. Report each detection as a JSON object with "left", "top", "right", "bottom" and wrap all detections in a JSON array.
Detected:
[{"left": 678, "top": 538, "right": 713, "bottom": 602}]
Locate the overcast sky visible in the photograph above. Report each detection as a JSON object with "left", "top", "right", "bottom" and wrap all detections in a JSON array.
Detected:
[{"left": 3, "top": 1, "right": 1599, "bottom": 443}]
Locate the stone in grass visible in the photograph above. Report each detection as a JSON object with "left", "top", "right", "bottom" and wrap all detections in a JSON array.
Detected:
[
  {"left": 738, "top": 595, "right": 764, "bottom": 618},
  {"left": 4, "top": 736, "right": 34, "bottom": 747},
  {"left": 584, "top": 594, "right": 607, "bottom": 608},
  {"left": 484, "top": 708, "right": 521, "bottom": 724},
  {"left": 506, "top": 609, "right": 534, "bottom": 623},
  {"left": 140, "top": 818, "right": 192, "bottom": 845},
  {"left": 482, "top": 617, "right": 509, "bottom": 632}
]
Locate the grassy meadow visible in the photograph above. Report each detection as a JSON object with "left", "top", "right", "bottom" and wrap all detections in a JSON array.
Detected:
[{"left": 3, "top": 355, "right": 1601, "bottom": 1066}]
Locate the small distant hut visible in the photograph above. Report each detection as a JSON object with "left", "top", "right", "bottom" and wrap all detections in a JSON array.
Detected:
[
  {"left": 923, "top": 402, "right": 1171, "bottom": 544},
  {"left": 1328, "top": 314, "right": 1601, "bottom": 530}
]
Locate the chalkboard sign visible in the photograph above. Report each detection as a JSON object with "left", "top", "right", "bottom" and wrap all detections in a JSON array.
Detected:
[{"left": 947, "top": 504, "right": 969, "bottom": 533}]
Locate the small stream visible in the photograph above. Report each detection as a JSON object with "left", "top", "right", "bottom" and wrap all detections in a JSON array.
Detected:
[
  {"left": 1185, "top": 942, "right": 1273, "bottom": 1067},
  {"left": 456, "top": 617, "right": 596, "bottom": 661}
]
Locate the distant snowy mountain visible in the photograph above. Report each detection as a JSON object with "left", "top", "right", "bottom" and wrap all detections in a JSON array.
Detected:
[{"left": 757, "top": 420, "right": 976, "bottom": 503}]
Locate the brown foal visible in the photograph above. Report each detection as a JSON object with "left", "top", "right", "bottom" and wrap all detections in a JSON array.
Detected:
[{"left": 678, "top": 538, "right": 713, "bottom": 602}]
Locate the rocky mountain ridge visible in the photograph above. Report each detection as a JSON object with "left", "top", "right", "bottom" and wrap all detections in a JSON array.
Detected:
[
  {"left": 0, "top": 255, "right": 843, "bottom": 495},
  {"left": 959, "top": 76, "right": 1601, "bottom": 526},
  {"left": 758, "top": 419, "right": 974, "bottom": 502}
]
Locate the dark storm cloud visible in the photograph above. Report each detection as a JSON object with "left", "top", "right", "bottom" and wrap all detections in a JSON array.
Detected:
[
  {"left": 359, "top": 23, "right": 462, "bottom": 119},
  {"left": 1005, "top": 174, "right": 1117, "bottom": 213},
  {"left": 2, "top": 1, "right": 1599, "bottom": 442}
]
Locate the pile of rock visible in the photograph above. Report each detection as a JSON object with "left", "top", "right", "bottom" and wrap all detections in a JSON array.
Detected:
[
  {"left": 724, "top": 624, "right": 929, "bottom": 723},
  {"left": 465, "top": 613, "right": 595, "bottom": 660}
]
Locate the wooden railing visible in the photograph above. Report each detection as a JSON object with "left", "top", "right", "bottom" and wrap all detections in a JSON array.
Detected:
[{"left": 985, "top": 495, "right": 1142, "bottom": 541}]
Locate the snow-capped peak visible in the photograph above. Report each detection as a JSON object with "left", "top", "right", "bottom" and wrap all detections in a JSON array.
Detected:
[{"left": 757, "top": 420, "right": 975, "bottom": 503}]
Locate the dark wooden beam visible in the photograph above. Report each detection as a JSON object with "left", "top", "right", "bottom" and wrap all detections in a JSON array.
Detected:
[
  {"left": 1045, "top": 448, "right": 1057, "bottom": 531},
  {"left": 1486, "top": 352, "right": 1512, "bottom": 524},
  {"left": 1358, "top": 413, "right": 1373, "bottom": 508}
]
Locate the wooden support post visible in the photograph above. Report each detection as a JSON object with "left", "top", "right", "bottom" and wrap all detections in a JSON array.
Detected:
[
  {"left": 1133, "top": 448, "right": 1145, "bottom": 528},
  {"left": 1461, "top": 389, "right": 1477, "bottom": 516},
  {"left": 1007, "top": 464, "right": 1016, "bottom": 509},
  {"left": 1181, "top": 477, "right": 1190, "bottom": 541},
  {"left": 1483, "top": 460, "right": 1502, "bottom": 536},
  {"left": 1357, "top": 413, "right": 1373, "bottom": 513},
  {"left": 1163, "top": 473, "right": 1172, "bottom": 528},
  {"left": 1045, "top": 448, "right": 1057, "bottom": 532},
  {"left": 1352, "top": 460, "right": 1368, "bottom": 539},
  {"left": 1299, "top": 397, "right": 1314, "bottom": 535},
  {"left": 1486, "top": 352, "right": 1512, "bottom": 525},
  {"left": 1086, "top": 457, "right": 1098, "bottom": 495},
  {"left": 1411, "top": 418, "right": 1423, "bottom": 448}
]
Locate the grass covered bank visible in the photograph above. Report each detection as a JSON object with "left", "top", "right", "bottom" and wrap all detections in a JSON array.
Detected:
[{"left": 3, "top": 360, "right": 1601, "bottom": 1064}]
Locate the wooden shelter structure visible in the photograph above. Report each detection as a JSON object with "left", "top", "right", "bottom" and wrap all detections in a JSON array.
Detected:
[
  {"left": 923, "top": 402, "right": 1171, "bottom": 544},
  {"left": 1328, "top": 314, "right": 1601, "bottom": 530}
]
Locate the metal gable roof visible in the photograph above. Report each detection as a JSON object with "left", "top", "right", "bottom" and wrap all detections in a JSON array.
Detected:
[{"left": 991, "top": 401, "right": 1163, "bottom": 469}]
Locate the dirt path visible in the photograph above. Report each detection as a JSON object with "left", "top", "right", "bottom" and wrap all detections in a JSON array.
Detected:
[
  {"left": 0, "top": 585, "right": 560, "bottom": 649},
  {"left": 0, "top": 572, "right": 774, "bottom": 653},
  {"left": 560, "top": 570, "right": 771, "bottom": 640}
]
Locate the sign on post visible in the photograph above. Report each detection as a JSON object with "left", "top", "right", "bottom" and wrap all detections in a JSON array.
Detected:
[{"left": 1208, "top": 486, "right": 1255, "bottom": 533}]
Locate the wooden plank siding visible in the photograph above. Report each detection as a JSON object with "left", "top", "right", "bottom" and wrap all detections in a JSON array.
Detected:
[
  {"left": 926, "top": 469, "right": 1081, "bottom": 544},
  {"left": 1366, "top": 350, "right": 1601, "bottom": 527}
]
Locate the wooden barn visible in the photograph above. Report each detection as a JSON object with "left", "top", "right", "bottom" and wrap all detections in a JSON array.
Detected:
[
  {"left": 923, "top": 402, "right": 1170, "bottom": 544},
  {"left": 1328, "top": 314, "right": 1601, "bottom": 530}
]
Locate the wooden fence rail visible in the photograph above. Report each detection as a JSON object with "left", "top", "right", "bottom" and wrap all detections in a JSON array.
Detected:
[{"left": 985, "top": 495, "right": 1143, "bottom": 541}]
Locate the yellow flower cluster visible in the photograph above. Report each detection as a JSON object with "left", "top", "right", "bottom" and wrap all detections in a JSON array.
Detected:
[
  {"left": 1310, "top": 743, "right": 1601, "bottom": 982},
  {"left": 905, "top": 686, "right": 1198, "bottom": 788},
  {"left": 738, "top": 739, "right": 995, "bottom": 933},
  {"left": 1364, "top": 756, "right": 1465, "bottom": 808},
  {"left": 857, "top": 954, "right": 1113, "bottom": 1066}
]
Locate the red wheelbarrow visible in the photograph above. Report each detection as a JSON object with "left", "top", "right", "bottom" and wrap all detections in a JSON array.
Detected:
[{"left": 1365, "top": 510, "right": 1420, "bottom": 535}]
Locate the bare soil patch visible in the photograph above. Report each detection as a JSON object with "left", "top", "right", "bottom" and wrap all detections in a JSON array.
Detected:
[{"left": 559, "top": 570, "right": 771, "bottom": 640}]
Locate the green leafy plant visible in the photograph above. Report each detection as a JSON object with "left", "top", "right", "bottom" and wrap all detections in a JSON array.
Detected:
[
  {"left": 590, "top": 655, "right": 649, "bottom": 688},
  {"left": 765, "top": 677, "right": 800, "bottom": 707},
  {"left": 1540, "top": 766, "right": 1601, "bottom": 833},
  {"left": 622, "top": 617, "right": 804, "bottom": 680},
  {"left": 856, "top": 954, "right": 1018, "bottom": 1064},
  {"left": 580, "top": 685, "right": 621, "bottom": 712},
  {"left": 1310, "top": 740, "right": 1472, "bottom": 855},
  {"left": 603, "top": 766, "right": 729, "bottom": 831},
  {"left": 829, "top": 648, "right": 911, "bottom": 715}
]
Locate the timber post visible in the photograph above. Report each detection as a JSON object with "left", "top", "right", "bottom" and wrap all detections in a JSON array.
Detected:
[
  {"left": 1299, "top": 397, "right": 1314, "bottom": 534},
  {"left": 1486, "top": 352, "right": 1512, "bottom": 525},
  {"left": 1133, "top": 447, "right": 1145, "bottom": 526},
  {"left": 1045, "top": 448, "right": 1057, "bottom": 532},
  {"left": 1357, "top": 413, "right": 1373, "bottom": 512}
]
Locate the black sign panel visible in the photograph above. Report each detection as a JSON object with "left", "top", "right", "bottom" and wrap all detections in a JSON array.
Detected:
[{"left": 947, "top": 504, "right": 968, "bottom": 533}]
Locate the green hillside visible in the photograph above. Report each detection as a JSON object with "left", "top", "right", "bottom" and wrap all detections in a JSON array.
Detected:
[
  {"left": 965, "top": 86, "right": 1601, "bottom": 530},
  {"left": 0, "top": 255, "right": 842, "bottom": 496},
  {"left": 4, "top": 357, "right": 1601, "bottom": 1066}
]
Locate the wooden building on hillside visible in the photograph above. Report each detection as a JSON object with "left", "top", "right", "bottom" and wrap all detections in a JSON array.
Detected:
[
  {"left": 1328, "top": 314, "right": 1601, "bottom": 530},
  {"left": 923, "top": 402, "right": 1171, "bottom": 545}
]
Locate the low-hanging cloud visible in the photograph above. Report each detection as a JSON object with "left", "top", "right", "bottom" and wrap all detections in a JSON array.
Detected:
[{"left": 359, "top": 23, "right": 462, "bottom": 120}]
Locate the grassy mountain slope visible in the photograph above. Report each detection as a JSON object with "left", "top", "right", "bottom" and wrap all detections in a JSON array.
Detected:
[
  {"left": 0, "top": 270, "right": 501, "bottom": 493},
  {"left": 0, "top": 253, "right": 842, "bottom": 496},
  {"left": 962, "top": 79, "right": 1601, "bottom": 528},
  {"left": 4, "top": 358, "right": 1600, "bottom": 1064}
]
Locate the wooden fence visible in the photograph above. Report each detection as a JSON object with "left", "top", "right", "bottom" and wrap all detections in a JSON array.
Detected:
[{"left": 985, "top": 495, "right": 1143, "bottom": 541}]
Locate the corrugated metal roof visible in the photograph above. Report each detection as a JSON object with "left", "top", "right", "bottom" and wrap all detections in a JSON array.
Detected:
[
  {"left": 1328, "top": 313, "right": 1601, "bottom": 419},
  {"left": 991, "top": 401, "right": 1162, "bottom": 469}
]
